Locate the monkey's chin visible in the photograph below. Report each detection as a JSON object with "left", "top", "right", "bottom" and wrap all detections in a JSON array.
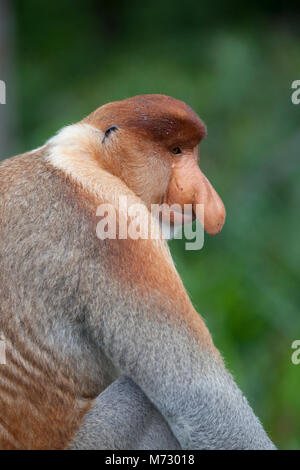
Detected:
[
  {"left": 159, "top": 220, "right": 177, "bottom": 240},
  {"left": 171, "top": 209, "right": 196, "bottom": 226},
  {"left": 159, "top": 210, "right": 196, "bottom": 240},
  {"left": 159, "top": 206, "right": 195, "bottom": 226}
]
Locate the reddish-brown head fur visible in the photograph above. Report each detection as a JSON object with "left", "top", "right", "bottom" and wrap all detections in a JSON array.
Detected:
[{"left": 86, "top": 94, "right": 207, "bottom": 146}]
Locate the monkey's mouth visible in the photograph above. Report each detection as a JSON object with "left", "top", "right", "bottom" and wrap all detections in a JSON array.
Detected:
[{"left": 159, "top": 205, "right": 196, "bottom": 226}]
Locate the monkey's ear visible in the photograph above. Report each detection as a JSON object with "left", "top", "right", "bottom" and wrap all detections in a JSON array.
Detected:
[{"left": 102, "top": 125, "right": 119, "bottom": 143}]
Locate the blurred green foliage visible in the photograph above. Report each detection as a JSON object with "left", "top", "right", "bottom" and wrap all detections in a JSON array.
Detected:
[{"left": 4, "top": 0, "right": 300, "bottom": 449}]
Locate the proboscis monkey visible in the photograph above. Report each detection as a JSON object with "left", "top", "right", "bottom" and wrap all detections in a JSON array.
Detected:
[{"left": 0, "top": 95, "right": 275, "bottom": 450}]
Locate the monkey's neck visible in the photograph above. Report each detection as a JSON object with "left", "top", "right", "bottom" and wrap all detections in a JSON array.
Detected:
[
  {"left": 45, "top": 122, "right": 169, "bottom": 254},
  {"left": 45, "top": 123, "right": 129, "bottom": 204}
]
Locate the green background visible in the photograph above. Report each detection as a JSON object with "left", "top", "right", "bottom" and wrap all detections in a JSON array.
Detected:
[{"left": 1, "top": 0, "right": 300, "bottom": 449}]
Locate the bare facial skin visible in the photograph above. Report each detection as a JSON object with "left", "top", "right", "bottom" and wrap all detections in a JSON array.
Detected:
[
  {"left": 162, "top": 146, "right": 225, "bottom": 234},
  {"left": 0, "top": 95, "right": 275, "bottom": 449}
]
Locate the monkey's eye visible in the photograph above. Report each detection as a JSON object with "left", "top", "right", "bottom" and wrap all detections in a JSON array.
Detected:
[
  {"left": 171, "top": 146, "right": 182, "bottom": 155},
  {"left": 103, "top": 125, "right": 119, "bottom": 140}
]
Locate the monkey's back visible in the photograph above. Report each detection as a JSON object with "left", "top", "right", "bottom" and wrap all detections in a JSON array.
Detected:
[{"left": 0, "top": 152, "right": 118, "bottom": 449}]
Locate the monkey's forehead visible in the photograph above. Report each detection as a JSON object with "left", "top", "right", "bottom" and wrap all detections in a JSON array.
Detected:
[{"left": 85, "top": 95, "right": 207, "bottom": 147}]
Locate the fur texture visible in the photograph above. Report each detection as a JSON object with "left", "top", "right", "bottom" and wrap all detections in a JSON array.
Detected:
[
  {"left": 0, "top": 95, "right": 275, "bottom": 449},
  {"left": 69, "top": 376, "right": 180, "bottom": 450}
]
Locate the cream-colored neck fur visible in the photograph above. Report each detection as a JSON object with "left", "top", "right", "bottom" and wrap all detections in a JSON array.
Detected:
[
  {"left": 44, "top": 123, "right": 171, "bottom": 259},
  {"left": 46, "top": 123, "right": 127, "bottom": 204}
]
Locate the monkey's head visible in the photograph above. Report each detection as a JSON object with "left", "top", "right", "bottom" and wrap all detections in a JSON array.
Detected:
[{"left": 85, "top": 94, "right": 225, "bottom": 236}]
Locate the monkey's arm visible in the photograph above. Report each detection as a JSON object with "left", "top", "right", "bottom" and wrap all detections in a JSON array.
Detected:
[
  {"left": 87, "top": 236, "right": 276, "bottom": 450},
  {"left": 69, "top": 376, "right": 180, "bottom": 450}
]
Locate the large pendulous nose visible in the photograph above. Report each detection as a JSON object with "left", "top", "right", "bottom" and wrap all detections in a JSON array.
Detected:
[
  {"left": 192, "top": 167, "right": 226, "bottom": 235},
  {"left": 165, "top": 156, "right": 226, "bottom": 235}
]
